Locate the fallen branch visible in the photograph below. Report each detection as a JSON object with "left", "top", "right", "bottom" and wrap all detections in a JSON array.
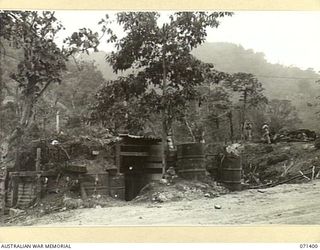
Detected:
[
  {"left": 251, "top": 169, "right": 314, "bottom": 189},
  {"left": 311, "top": 166, "right": 315, "bottom": 180},
  {"left": 281, "top": 160, "right": 294, "bottom": 177},
  {"left": 299, "top": 170, "right": 311, "bottom": 181},
  {"left": 183, "top": 118, "right": 196, "bottom": 142},
  {"left": 316, "top": 170, "right": 320, "bottom": 179},
  {"left": 58, "top": 145, "right": 71, "bottom": 160}
]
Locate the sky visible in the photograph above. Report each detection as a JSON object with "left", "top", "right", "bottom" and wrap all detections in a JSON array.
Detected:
[{"left": 54, "top": 11, "right": 320, "bottom": 72}]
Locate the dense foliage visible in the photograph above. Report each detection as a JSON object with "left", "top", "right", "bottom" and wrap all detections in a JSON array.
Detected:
[
  {"left": 91, "top": 12, "right": 233, "bottom": 137},
  {"left": 0, "top": 10, "right": 110, "bottom": 162},
  {"left": 0, "top": 11, "right": 313, "bottom": 167}
]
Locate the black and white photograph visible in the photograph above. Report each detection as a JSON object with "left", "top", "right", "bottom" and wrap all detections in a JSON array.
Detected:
[{"left": 0, "top": 10, "right": 320, "bottom": 227}]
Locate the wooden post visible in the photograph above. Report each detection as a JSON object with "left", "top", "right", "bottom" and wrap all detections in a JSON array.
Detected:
[
  {"left": 43, "top": 117, "right": 47, "bottom": 139},
  {"left": 56, "top": 110, "right": 60, "bottom": 134},
  {"left": 0, "top": 170, "right": 7, "bottom": 215},
  {"left": 161, "top": 133, "right": 167, "bottom": 175},
  {"left": 11, "top": 175, "right": 19, "bottom": 208},
  {"left": 35, "top": 148, "right": 42, "bottom": 203},
  {"left": 36, "top": 148, "right": 41, "bottom": 172}
]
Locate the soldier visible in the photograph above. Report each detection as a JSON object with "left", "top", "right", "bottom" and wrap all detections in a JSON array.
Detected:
[
  {"left": 244, "top": 120, "right": 253, "bottom": 141},
  {"left": 262, "top": 122, "right": 271, "bottom": 144}
]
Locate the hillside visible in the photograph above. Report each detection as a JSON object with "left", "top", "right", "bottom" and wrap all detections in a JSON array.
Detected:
[
  {"left": 192, "top": 43, "right": 320, "bottom": 130},
  {"left": 192, "top": 42, "right": 320, "bottom": 97},
  {"left": 81, "top": 42, "right": 320, "bottom": 131}
]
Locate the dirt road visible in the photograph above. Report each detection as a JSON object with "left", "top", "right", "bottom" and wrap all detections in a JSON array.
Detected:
[{"left": 18, "top": 179, "right": 320, "bottom": 226}]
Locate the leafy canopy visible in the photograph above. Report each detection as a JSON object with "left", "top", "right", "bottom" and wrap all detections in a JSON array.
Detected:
[{"left": 94, "top": 12, "right": 233, "bottom": 133}]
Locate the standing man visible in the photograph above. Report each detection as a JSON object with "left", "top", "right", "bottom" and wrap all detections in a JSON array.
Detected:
[
  {"left": 244, "top": 120, "right": 253, "bottom": 141},
  {"left": 262, "top": 122, "right": 271, "bottom": 144}
]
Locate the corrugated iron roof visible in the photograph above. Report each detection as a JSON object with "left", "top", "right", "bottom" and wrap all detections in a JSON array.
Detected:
[{"left": 118, "top": 133, "right": 161, "bottom": 141}]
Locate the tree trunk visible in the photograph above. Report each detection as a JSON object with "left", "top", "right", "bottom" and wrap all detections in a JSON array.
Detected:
[
  {"left": 0, "top": 42, "right": 3, "bottom": 146},
  {"left": 241, "top": 89, "right": 247, "bottom": 140},
  {"left": 0, "top": 94, "right": 34, "bottom": 164},
  {"left": 228, "top": 111, "right": 234, "bottom": 143},
  {"left": 0, "top": 126, "right": 22, "bottom": 163},
  {"left": 161, "top": 51, "right": 167, "bottom": 175},
  {"left": 19, "top": 95, "right": 34, "bottom": 127}
]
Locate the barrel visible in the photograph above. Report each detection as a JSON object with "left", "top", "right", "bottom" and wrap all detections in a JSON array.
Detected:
[
  {"left": 80, "top": 172, "right": 109, "bottom": 196},
  {"left": 146, "top": 144, "right": 177, "bottom": 172},
  {"left": 220, "top": 154, "right": 242, "bottom": 191},
  {"left": 205, "top": 143, "right": 224, "bottom": 181},
  {"left": 146, "top": 144, "right": 162, "bottom": 174},
  {"left": 109, "top": 173, "right": 125, "bottom": 200},
  {"left": 145, "top": 144, "right": 163, "bottom": 181},
  {"left": 206, "top": 154, "right": 219, "bottom": 180},
  {"left": 176, "top": 143, "right": 207, "bottom": 180},
  {"left": 6, "top": 188, "right": 12, "bottom": 208}
]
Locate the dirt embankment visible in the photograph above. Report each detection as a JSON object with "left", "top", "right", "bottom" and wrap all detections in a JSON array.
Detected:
[
  {"left": 242, "top": 142, "right": 320, "bottom": 187},
  {"left": 2, "top": 141, "right": 320, "bottom": 226},
  {"left": 8, "top": 179, "right": 320, "bottom": 226}
]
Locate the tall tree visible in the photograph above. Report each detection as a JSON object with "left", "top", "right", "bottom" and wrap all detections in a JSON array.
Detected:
[
  {"left": 106, "top": 11, "right": 232, "bottom": 170},
  {"left": 267, "top": 99, "right": 301, "bottom": 132},
  {"left": 225, "top": 72, "right": 268, "bottom": 139}
]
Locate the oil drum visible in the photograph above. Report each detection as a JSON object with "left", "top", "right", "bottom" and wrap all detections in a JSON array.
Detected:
[
  {"left": 220, "top": 154, "right": 242, "bottom": 191},
  {"left": 176, "top": 143, "right": 207, "bottom": 180},
  {"left": 109, "top": 173, "right": 125, "bottom": 200}
]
